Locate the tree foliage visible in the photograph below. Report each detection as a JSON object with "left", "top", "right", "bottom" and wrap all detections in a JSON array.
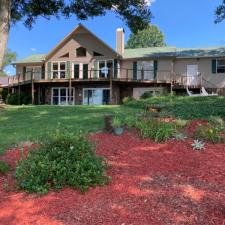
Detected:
[
  {"left": 125, "top": 25, "right": 166, "bottom": 49},
  {"left": 0, "top": 49, "right": 16, "bottom": 76},
  {"left": 10, "top": 0, "right": 151, "bottom": 33},
  {"left": 215, "top": 1, "right": 225, "bottom": 23}
]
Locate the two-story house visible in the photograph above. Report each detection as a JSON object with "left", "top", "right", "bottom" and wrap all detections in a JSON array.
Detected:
[{"left": 8, "top": 24, "right": 225, "bottom": 105}]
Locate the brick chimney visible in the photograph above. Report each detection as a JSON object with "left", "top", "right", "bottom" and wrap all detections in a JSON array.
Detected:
[{"left": 116, "top": 28, "right": 125, "bottom": 55}]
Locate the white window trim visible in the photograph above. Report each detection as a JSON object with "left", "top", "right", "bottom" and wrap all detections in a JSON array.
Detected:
[
  {"left": 83, "top": 88, "right": 110, "bottom": 105},
  {"left": 72, "top": 62, "right": 89, "bottom": 79},
  {"left": 51, "top": 61, "right": 67, "bottom": 79},
  {"left": 26, "top": 66, "right": 42, "bottom": 80},
  {"left": 51, "top": 87, "right": 75, "bottom": 105},
  {"left": 97, "top": 59, "right": 114, "bottom": 78},
  {"left": 216, "top": 59, "right": 225, "bottom": 74}
]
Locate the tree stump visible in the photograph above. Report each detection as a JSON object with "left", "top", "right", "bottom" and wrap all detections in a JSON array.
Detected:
[{"left": 104, "top": 115, "right": 114, "bottom": 133}]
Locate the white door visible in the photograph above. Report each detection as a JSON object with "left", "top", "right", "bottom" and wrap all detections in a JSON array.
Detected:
[{"left": 187, "top": 65, "right": 198, "bottom": 86}]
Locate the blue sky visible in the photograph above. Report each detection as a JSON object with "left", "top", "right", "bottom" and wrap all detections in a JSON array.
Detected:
[{"left": 6, "top": 0, "right": 225, "bottom": 75}]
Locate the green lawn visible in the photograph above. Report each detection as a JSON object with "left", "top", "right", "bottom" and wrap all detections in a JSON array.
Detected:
[
  {"left": 1, "top": 96, "right": 225, "bottom": 154},
  {"left": 125, "top": 96, "right": 225, "bottom": 119},
  {"left": 0, "top": 105, "right": 139, "bottom": 154}
]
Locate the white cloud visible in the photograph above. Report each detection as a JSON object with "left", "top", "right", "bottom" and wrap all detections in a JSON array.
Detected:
[
  {"left": 30, "top": 48, "right": 37, "bottom": 52},
  {"left": 145, "top": 0, "right": 156, "bottom": 6}
]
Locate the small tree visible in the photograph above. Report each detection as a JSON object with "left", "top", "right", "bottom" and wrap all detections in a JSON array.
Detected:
[
  {"left": 0, "top": 49, "right": 17, "bottom": 77},
  {"left": 126, "top": 25, "right": 166, "bottom": 49}
]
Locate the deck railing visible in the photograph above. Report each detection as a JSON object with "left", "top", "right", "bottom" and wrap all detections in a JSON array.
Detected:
[{"left": 8, "top": 69, "right": 203, "bottom": 88}]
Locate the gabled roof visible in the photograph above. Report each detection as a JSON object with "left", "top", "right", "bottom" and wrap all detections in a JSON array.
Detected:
[
  {"left": 45, "top": 23, "right": 120, "bottom": 60},
  {"left": 14, "top": 54, "right": 46, "bottom": 64},
  {"left": 123, "top": 46, "right": 225, "bottom": 59}
]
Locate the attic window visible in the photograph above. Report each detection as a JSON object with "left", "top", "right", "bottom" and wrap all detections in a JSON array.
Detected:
[
  {"left": 76, "top": 47, "right": 86, "bottom": 57},
  {"left": 60, "top": 53, "right": 69, "bottom": 58},
  {"left": 94, "top": 51, "right": 103, "bottom": 56}
]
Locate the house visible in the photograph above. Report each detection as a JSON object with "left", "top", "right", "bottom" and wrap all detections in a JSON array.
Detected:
[
  {"left": 0, "top": 77, "right": 8, "bottom": 88},
  {"left": 8, "top": 24, "right": 225, "bottom": 105}
]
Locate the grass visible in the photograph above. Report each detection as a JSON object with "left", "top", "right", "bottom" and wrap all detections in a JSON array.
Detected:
[
  {"left": 0, "top": 105, "right": 138, "bottom": 154},
  {"left": 125, "top": 96, "right": 225, "bottom": 119},
  {"left": 1, "top": 96, "right": 225, "bottom": 154}
]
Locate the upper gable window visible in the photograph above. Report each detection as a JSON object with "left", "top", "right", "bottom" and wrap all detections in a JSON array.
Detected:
[
  {"left": 94, "top": 51, "right": 103, "bottom": 57},
  {"left": 76, "top": 47, "right": 86, "bottom": 57}
]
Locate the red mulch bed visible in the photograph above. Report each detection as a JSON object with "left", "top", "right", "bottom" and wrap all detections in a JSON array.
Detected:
[{"left": 1, "top": 132, "right": 225, "bottom": 225}]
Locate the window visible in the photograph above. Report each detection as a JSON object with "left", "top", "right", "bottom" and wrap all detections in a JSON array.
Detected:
[
  {"left": 76, "top": 47, "right": 86, "bottom": 57},
  {"left": 137, "top": 61, "right": 154, "bottom": 80},
  {"left": 217, "top": 60, "right": 225, "bottom": 73},
  {"left": 52, "top": 87, "right": 74, "bottom": 105},
  {"left": 93, "top": 51, "right": 103, "bottom": 56},
  {"left": 72, "top": 63, "right": 89, "bottom": 79},
  {"left": 83, "top": 64, "right": 88, "bottom": 79},
  {"left": 52, "top": 62, "right": 66, "bottom": 79},
  {"left": 98, "top": 60, "right": 113, "bottom": 78},
  {"left": 26, "top": 66, "right": 42, "bottom": 80},
  {"left": 73, "top": 64, "right": 80, "bottom": 79},
  {"left": 60, "top": 52, "right": 69, "bottom": 58}
]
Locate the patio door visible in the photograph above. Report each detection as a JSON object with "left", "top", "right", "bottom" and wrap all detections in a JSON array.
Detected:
[
  {"left": 83, "top": 88, "right": 110, "bottom": 105},
  {"left": 187, "top": 65, "right": 199, "bottom": 86}
]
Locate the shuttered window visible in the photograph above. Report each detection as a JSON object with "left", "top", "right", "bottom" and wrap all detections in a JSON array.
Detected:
[{"left": 133, "top": 61, "right": 137, "bottom": 80}]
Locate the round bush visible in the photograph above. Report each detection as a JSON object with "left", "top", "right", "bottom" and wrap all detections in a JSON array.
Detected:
[
  {"left": 15, "top": 130, "right": 109, "bottom": 194},
  {"left": 0, "top": 161, "right": 9, "bottom": 174}
]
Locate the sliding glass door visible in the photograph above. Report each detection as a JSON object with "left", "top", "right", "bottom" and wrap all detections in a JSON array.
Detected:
[
  {"left": 52, "top": 87, "right": 74, "bottom": 105},
  {"left": 83, "top": 88, "right": 110, "bottom": 105}
]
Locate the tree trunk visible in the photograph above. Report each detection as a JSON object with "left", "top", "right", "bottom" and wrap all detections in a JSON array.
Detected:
[{"left": 0, "top": 0, "right": 11, "bottom": 72}]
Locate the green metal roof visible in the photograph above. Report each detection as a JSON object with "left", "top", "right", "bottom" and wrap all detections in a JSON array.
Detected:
[
  {"left": 123, "top": 47, "right": 177, "bottom": 59},
  {"left": 14, "top": 54, "right": 46, "bottom": 64},
  {"left": 176, "top": 47, "right": 225, "bottom": 58},
  {"left": 123, "top": 46, "right": 225, "bottom": 59},
  {"left": 13, "top": 46, "right": 225, "bottom": 63}
]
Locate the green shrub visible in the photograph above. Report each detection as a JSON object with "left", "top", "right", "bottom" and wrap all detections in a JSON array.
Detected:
[
  {"left": 175, "top": 119, "right": 188, "bottom": 129},
  {"left": 112, "top": 117, "right": 122, "bottom": 128},
  {"left": 15, "top": 130, "right": 109, "bottom": 194},
  {"left": 0, "top": 161, "right": 9, "bottom": 174},
  {"left": 173, "top": 132, "right": 187, "bottom": 141},
  {"left": 6, "top": 93, "right": 32, "bottom": 105},
  {"left": 124, "top": 115, "right": 137, "bottom": 129},
  {"left": 0, "top": 89, "right": 8, "bottom": 102},
  {"left": 6, "top": 93, "right": 19, "bottom": 105},
  {"left": 140, "top": 91, "right": 153, "bottom": 99},
  {"left": 136, "top": 119, "right": 176, "bottom": 142},
  {"left": 195, "top": 125, "right": 225, "bottom": 144},
  {"left": 208, "top": 116, "right": 225, "bottom": 131},
  {"left": 122, "top": 96, "right": 134, "bottom": 105}
]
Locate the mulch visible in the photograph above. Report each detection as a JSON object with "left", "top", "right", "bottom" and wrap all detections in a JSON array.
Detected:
[{"left": 0, "top": 128, "right": 225, "bottom": 225}]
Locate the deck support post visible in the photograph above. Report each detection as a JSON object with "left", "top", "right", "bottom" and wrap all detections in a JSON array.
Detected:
[
  {"left": 38, "top": 85, "right": 41, "bottom": 105},
  {"left": 69, "top": 72, "right": 72, "bottom": 105},
  {"left": 18, "top": 72, "right": 21, "bottom": 105},
  {"left": 110, "top": 68, "right": 113, "bottom": 104},
  {"left": 31, "top": 69, "right": 34, "bottom": 105}
]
